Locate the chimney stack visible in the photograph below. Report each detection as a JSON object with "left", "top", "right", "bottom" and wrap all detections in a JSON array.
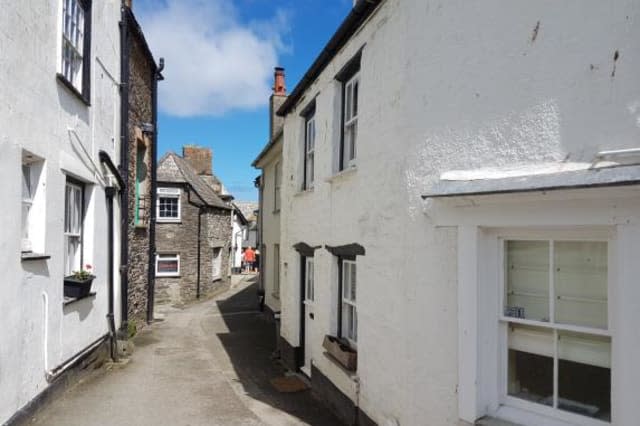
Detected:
[
  {"left": 124, "top": 0, "right": 133, "bottom": 8},
  {"left": 183, "top": 146, "right": 213, "bottom": 176},
  {"left": 269, "top": 67, "right": 287, "bottom": 140},
  {"left": 273, "top": 67, "right": 286, "bottom": 96}
]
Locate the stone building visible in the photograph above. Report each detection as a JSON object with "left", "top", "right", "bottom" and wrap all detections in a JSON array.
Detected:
[
  {"left": 155, "top": 148, "right": 232, "bottom": 307},
  {"left": 121, "top": 3, "right": 163, "bottom": 329}
]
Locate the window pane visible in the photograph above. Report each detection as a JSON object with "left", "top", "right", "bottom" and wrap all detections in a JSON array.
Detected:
[
  {"left": 353, "top": 80, "right": 359, "bottom": 117},
  {"left": 554, "top": 241, "right": 607, "bottom": 329},
  {"left": 342, "top": 262, "right": 350, "bottom": 299},
  {"left": 505, "top": 241, "right": 550, "bottom": 322},
  {"left": 345, "top": 83, "right": 352, "bottom": 122},
  {"left": 157, "top": 259, "right": 178, "bottom": 274},
  {"left": 22, "top": 165, "right": 31, "bottom": 200},
  {"left": 558, "top": 331, "right": 611, "bottom": 421},
  {"left": 508, "top": 325, "right": 553, "bottom": 405},
  {"left": 350, "top": 263, "right": 356, "bottom": 301}
]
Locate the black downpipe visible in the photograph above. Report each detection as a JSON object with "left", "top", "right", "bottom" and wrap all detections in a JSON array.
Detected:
[
  {"left": 105, "top": 186, "right": 117, "bottom": 360},
  {"left": 98, "top": 150, "right": 125, "bottom": 361},
  {"left": 146, "top": 58, "right": 164, "bottom": 323},
  {"left": 119, "top": 4, "right": 130, "bottom": 334}
]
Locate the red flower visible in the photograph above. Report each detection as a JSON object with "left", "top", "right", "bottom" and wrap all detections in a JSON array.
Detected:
[{"left": 85, "top": 264, "right": 92, "bottom": 270}]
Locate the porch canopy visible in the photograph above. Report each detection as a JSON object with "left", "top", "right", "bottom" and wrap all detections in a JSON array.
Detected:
[{"left": 422, "top": 164, "right": 640, "bottom": 199}]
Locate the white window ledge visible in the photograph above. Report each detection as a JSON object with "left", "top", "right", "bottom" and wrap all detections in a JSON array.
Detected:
[
  {"left": 294, "top": 187, "right": 315, "bottom": 197},
  {"left": 325, "top": 166, "right": 357, "bottom": 184}
]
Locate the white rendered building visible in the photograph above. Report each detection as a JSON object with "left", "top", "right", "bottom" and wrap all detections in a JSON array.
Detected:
[
  {"left": 276, "top": 1, "right": 640, "bottom": 425},
  {"left": 0, "top": 1, "right": 124, "bottom": 422}
]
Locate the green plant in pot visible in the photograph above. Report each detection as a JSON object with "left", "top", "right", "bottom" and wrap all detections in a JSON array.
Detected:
[{"left": 64, "top": 264, "right": 96, "bottom": 298}]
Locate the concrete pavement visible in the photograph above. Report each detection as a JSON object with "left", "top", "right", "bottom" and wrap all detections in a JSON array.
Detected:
[{"left": 27, "top": 275, "right": 341, "bottom": 426}]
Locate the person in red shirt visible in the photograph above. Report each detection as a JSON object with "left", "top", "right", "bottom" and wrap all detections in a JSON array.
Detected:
[{"left": 243, "top": 247, "right": 256, "bottom": 273}]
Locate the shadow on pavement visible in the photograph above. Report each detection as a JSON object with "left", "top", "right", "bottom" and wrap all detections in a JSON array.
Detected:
[{"left": 215, "top": 277, "right": 343, "bottom": 426}]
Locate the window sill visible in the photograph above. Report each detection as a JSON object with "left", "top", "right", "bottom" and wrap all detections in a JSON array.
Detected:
[
  {"left": 156, "top": 275, "right": 180, "bottom": 278},
  {"left": 63, "top": 292, "right": 97, "bottom": 306},
  {"left": 156, "top": 220, "right": 182, "bottom": 224},
  {"left": 21, "top": 252, "right": 51, "bottom": 261},
  {"left": 322, "top": 351, "right": 358, "bottom": 379},
  {"left": 271, "top": 293, "right": 280, "bottom": 300},
  {"left": 326, "top": 166, "right": 357, "bottom": 183},
  {"left": 56, "top": 74, "right": 90, "bottom": 106},
  {"left": 272, "top": 209, "right": 281, "bottom": 215},
  {"left": 294, "top": 187, "right": 314, "bottom": 197}
]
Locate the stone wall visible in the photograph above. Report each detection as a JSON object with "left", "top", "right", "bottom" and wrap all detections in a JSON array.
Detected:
[
  {"left": 155, "top": 185, "right": 231, "bottom": 307},
  {"left": 126, "top": 35, "right": 155, "bottom": 325}
]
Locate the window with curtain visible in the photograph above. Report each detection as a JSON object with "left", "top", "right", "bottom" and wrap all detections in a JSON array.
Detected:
[{"left": 64, "top": 180, "right": 84, "bottom": 275}]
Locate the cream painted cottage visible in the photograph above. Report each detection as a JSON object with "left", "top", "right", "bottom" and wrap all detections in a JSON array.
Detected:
[{"left": 274, "top": 1, "right": 640, "bottom": 425}]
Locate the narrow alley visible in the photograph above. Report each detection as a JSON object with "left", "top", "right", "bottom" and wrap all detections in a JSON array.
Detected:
[{"left": 25, "top": 276, "right": 341, "bottom": 426}]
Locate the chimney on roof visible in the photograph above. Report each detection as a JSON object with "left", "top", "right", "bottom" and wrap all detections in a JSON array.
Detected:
[
  {"left": 269, "top": 67, "right": 287, "bottom": 140},
  {"left": 124, "top": 0, "right": 132, "bottom": 8},
  {"left": 183, "top": 146, "right": 213, "bottom": 176}
]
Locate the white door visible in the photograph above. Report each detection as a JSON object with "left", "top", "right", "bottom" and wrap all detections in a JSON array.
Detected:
[{"left": 302, "top": 257, "right": 314, "bottom": 376}]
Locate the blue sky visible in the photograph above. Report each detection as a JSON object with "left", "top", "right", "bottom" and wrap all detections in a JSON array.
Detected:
[{"left": 135, "top": 0, "right": 353, "bottom": 201}]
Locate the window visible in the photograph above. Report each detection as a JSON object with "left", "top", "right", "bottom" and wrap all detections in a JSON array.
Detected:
[
  {"left": 303, "top": 113, "right": 315, "bottom": 190},
  {"left": 156, "top": 254, "right": 180, "bottom": 277},
  {"left": 273, "top": 244, "right": 280, "bottom": 296},
  {"left": 303, "top": 256, "right": 314, "bottom": 302},
  {"left": 212, "top": 247, "right": 222, "bottom": 280},
  {"left": 502, "top": 240, "right": 610, "bottom": 422},
  {"left": 342, "top": 74, "right": 359, "bottom": 169},
  {"left": 157, "top": 187, "right": 181, "bottom": 222},
  {"left": 64, "top": 179, "right": 84, "bottom": 275},
  {"left": 135, "top": 141, "right": 148, "bottom": 226},
  {"left": 22, "top": 165, "right": 33, "bottom": 252},
  {"left": 274, "top": 162, "right": 281, "bottom": 212},
  {"left": 59, "top": 0, "right": 91, "bottom": 99},
  {"left": 340, "top": 260, "right": 357, "bottom": 345}
]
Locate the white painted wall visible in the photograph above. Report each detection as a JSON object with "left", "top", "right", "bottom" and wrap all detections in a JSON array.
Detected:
[
  {"left": 256, "top": 137, "right": 283, "bottom": 313},
  {"left": 0, "top": 1, "right": 122, "bottom": 423},
  {"left": 279, "top": 0, "right": 640, "bottom": 425}
]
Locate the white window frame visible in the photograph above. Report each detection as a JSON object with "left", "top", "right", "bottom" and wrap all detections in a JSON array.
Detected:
[
  {"left": 476, "top": 226, "right": 619, "bottom": 426},
  {"left": 273, "top": 244, "right": 280, "bottom": 297},
  {"left": 342, "top": 73, "right": 359, "bottom": 169},
  {"left": 22, "top": 164, "right": 33, "bottom": 252},
  {"left": 212, "top": 247, "right": 222, "bottom": 280},
  {"left": 59, "top": 0, "right": 88, "bottom": 93},
  {"left": 274, "top": 162, "right": 281, "bottom": 212},
  {"left": 64, "top": 180, "right": 84, "bottom": 276},
  {"left": 156, "top": 187, "right": 181, "bottom": 223},
  {"left": 304, "top": 257, "right": 314, "bottom": 303},
  {"left": 156, "top": 254, "right": 180, "bottom": 277},
  {"left": 304, "top": 114, "right": 315, "bottom": 189},
  {"left": 341, "top": 260, "right": 357, "bottom": 347}
]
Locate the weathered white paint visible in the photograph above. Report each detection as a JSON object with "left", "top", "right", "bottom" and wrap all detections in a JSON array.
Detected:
[
  {"left": 255, "top": 136, "right": 283, "bottom": 313},
  {"left": 278, "top": 0, "right": 640, "bottom": 424},
  {"left": 0, "top": 1, "right": 122, "bottom": 423}
]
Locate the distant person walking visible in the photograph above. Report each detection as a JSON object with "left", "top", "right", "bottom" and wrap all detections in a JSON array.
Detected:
[{"left": 244, "top": 247, "right": 256, "bottom": 273}]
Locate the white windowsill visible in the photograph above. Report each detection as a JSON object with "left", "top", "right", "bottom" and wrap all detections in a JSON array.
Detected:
[
  {"left": 326, "top": 165, "right": 357, "bottom": 183},
  {"left": 294, "top": 187, "right": 314, "bottom": 197}
]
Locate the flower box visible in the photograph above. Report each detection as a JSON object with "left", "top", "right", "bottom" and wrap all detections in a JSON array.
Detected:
[
  {"left": 63, "top": 275, "right": 96, "bottom": 298},
  {"left": 322, "top": 335, "right": 357, "bottom": 371}
]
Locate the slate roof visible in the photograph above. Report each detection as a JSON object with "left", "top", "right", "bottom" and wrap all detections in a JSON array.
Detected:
[{"left": 158, "top": 152, "right": 230, "bottom": 209}]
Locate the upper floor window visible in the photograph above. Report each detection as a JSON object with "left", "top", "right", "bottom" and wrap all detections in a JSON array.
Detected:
[
  {"left": 303, "top": 110, "right": 315, "bottom": 190},
  {"left": 157, "top": 187, "right": 181, "bottom": 222},
  {"left": 336, "top": 51, "right": 361, "bottom": 171},
  {"left": 274, "top": 161, "right": 281, "bottom": 212},
  {"left": 59, "top": 0, "right": 92, "bottom": 101},
  {"left": 342, "top": 74, "right": 359, "bottom": 169}
]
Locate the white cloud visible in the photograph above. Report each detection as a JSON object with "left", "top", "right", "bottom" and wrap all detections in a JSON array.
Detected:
[{"left": 137, "top": 0, "right": 290, "bottom": 117}]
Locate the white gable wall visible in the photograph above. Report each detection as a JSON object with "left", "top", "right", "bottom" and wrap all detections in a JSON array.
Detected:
[{"left": 280, "top": 0, "right": 640, "bottom": 424}]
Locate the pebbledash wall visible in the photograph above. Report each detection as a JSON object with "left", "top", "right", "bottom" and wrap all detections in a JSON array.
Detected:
[
  {"left": 0, "top": 1, "right": 122, "bottom": 424},
  {"left": 155, "top": 186, "right": 232, "bottom": 306},
  {"left": 278, "top": 1, "right": 640, "bottom": 425}
]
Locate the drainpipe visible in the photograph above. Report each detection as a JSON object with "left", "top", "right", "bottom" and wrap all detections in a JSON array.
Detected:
[
  {"left": 146, "top": 58, "right": 164, "bottom": 323},
  {"left": 119, "top": 2, "right": 131, "bottom": 335},
  {"left": 99, "top": 151, "right": 125, "bottom": 360}
]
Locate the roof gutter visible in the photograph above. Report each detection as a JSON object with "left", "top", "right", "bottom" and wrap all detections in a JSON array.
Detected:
[{"left": 277, "top": 0, "right": 381, "bottom": 117}]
